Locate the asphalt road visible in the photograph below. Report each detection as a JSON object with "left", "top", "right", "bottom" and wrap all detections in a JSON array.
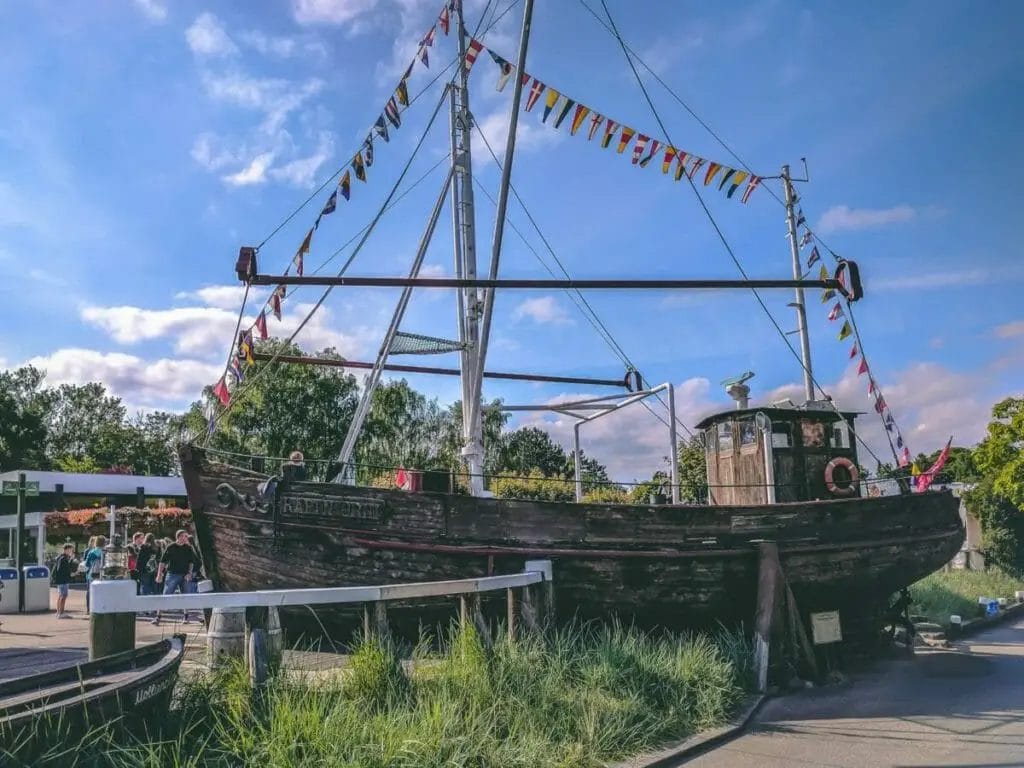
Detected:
[{"left": 687, "top": 618, "right": 1024, "bottom": 767}]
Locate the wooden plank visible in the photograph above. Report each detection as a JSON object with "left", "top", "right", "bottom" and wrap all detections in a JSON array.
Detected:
[{"left": 753, "top": 542, "right": 781, "bottom": 693}]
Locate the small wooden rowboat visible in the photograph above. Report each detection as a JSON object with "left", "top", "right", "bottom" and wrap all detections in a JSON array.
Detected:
[{"left": 0, "top": 635, "right": 186, "bottom": 740}]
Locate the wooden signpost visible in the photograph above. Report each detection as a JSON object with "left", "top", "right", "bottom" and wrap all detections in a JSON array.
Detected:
[{"left": 3, "top": 474, "right": 40, "bottom": 612}]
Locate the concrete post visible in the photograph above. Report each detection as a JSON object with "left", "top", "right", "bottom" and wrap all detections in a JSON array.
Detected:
[{"left": 88, "top": 580, "right": 137, "bottom": 660}]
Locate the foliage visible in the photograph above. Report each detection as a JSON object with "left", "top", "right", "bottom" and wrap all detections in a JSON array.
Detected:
[
  {"left": 3, "top": 623, "right": 753, "bottom": 768},
  {"left": 491, "top": 470, "right": 576, "bottom": 502},
  {"left": 582, "top": 485, "right": 630, "bottom": 504},
  {"left": 677, "top": 436, "right": 709, "bottom": 504},
  {"left": 0, "top": 366, "right": 51, "bottom": 470},
  {"left": 629, "top": 472, "right": 671, "bottom": 504},
  {"left": 494, "top": 426, "right": 568, "bottom": 477},
  {"left": 909, "top": 568, "right": 1024, "bottom": 627},
  {"left": 974, "top": 397, "right": 1024, "bottom": 510}
]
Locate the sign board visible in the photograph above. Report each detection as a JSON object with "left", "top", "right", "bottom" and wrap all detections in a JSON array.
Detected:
[
  {"left": 810, "top": 610, "right": 843, "bottom": 645},
  {"left": 2, "top": 481, "right": 39, "bottom": 497}
]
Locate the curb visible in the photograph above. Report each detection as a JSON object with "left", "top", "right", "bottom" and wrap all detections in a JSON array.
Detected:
[
  {"left": 609, "top": 693, "right": 767, "bottom": 768},
  {"left": 953, "top": 600, "right": 1024, "bottom": 640}
]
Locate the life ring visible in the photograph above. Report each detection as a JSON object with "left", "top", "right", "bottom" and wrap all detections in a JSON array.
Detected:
[{"left": 825, "top": 457, "right": 859, "bottom": 496}]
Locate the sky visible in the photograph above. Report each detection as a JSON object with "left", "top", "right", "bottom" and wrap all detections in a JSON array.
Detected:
[{"left": 1, "top": 0, "right": 1022, "bottom": 482}]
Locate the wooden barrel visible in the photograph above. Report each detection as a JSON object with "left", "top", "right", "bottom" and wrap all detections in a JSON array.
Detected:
[
  {"left": 207, "top": 606, "right": 246, "bottom": 668},
  {"left": 266, "top": 606, "right": 283, "bottom": 665}
]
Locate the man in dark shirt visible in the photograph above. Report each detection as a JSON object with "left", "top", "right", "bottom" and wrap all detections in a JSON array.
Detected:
[
  {"left": 153, "top": 529, "right": 196, "bottom": 626},
  {"left": 53, "top": 544, "right": 78, "bottom": 618}
]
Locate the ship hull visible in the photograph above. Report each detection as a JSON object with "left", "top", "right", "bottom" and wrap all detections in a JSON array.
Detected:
[{"left": 180, "top": 447, "right": 964, "bottom": 646}]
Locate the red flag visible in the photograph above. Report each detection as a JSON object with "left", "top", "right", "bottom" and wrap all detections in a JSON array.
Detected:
[
  {"left": 271, "top": 286, "right": 283, "bottom": 320},
  {"left": 631, "top": 134, "right": 649, "bottom": 164},
  {"left": 873, "top": 395, "right": 886, "bottom": 414},
  {"left": 439, "top": 5, "right": 450, "bottom": 34},
  {"left": 899, "top": 446, "right": 910, "bottom": 468},
  {"left": 741, "top": 175, "right": 761, "bottom": 204},
  {"left": 212, "top": 376, "right": 230, "bottom": 407},
  {"left": 524, "top": 78, "right": 546, "bottom": 112},
  {"left": 849, "top": 342, "right": 858, "bottom": 359},
  {"left": 255, "top": 310, "right": 268, "bottom": 340},
  {"left": 827, "top": 302, "right": 843, "bottom": 321},
  {"left": 916, "top": 438, "right": 952, "bottom": 493},
  {"left": 857, "top": 356, "right": 868, "bottom": 376},
  {"left": 395, "top": 466, "right": 408, "bottom": 489}
]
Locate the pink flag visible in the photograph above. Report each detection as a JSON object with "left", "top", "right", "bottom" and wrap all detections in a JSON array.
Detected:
[
  {"left": 828, "top": 302, "right": 843, "bottom": 321},
  {"left": 916, "top": 438, "right": 952, "bottom": 493},
  {"left": 857, "top": 357, "right": 868, "bottom": 376},
  {"left": 899, "top": 446, "right": 910, "bottom": 467},
  {"left": 849, "top": 342, "right": 858, "bottom": 359}
]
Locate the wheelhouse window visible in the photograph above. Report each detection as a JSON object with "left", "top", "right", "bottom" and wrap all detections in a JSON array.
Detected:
[
  {"left": 831, "top": 420, "right": 852, "bottom": 449},
  {"left": 717, "top": 421, "right": 734, "bottom": 452},
  {"left": 772, "top": 424, "right": 791, "bottom": 448},
  {"left": 740, "top": 421, "right": 758, "bottom": 447}
]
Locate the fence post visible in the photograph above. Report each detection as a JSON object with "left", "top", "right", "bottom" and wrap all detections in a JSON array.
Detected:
[
  {"left": 524, "top": 560, "right": 554, "bottom": 625},
  {"left": 520, "top": 582, "right": 539, "bottom": 632},
  {"left": 506, "top": 588, "right": 516, "bottom": 642},
  {"left": 753, "top": 542, "right": 782, "bottom": 693},
  {"left": 460, "top": 593, "right": 492, "bottom": 647},
  {"left": 363, "top": 601, "right": 389, "bottom": 644},
  {"left": 89, "top": 580, "right": 137, "bottom": 661}
]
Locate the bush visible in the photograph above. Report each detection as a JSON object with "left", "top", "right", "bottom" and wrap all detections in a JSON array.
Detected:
[
  {"left": 582, "top": 486, "right": 629, "bottom": 504},
  {"left": 491, "top": 470, "right": 575, "bottom": 502}
]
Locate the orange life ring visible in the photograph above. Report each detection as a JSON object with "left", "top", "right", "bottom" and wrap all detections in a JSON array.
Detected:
[{"left": 825, "top": 457, "right": 859, "bottom": 496}]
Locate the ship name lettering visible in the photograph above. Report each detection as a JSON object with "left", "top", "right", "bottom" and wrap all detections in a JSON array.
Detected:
[{"left": 282, "top": 496, "right": 384, "bottom": 521}]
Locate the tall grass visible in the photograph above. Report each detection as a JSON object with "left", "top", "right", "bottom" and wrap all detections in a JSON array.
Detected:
[
  {"left": 3, "top": 622, "right": 753, "bottom": 768},
  {"left": 910, "top": 568, "right": 1024, "bottom": 626}
]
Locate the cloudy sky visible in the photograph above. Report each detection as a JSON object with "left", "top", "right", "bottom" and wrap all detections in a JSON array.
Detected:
[{"left": 1, "top": 0, "right": 1021, "bottom": 481}]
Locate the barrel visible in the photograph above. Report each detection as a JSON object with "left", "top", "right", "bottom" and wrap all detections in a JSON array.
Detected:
[
  {"left": 265, "top": 606, "right": 283, "bottom": 666},
  {"left": 207, "top": 606, "right": 246, "bottom": 668}
]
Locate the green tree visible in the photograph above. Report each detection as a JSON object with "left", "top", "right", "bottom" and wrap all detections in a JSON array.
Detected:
[
  {"left": 495, "top": 427, "right": 568, "bottom": 477},
  {"left": 356, "top": 379, "right": 449, "bottom": 478},
  {"left": 677, "top": 436, "right": 709, "bottom": 504},
  {"left": 974, "top": 398, "right": 1024, "bottom": 509},
  {"left": 44, "top": 382, "right": 128, "bottom": 469},
  {"left": 0, "top": 366, "right": 51, "bottom": 471}
]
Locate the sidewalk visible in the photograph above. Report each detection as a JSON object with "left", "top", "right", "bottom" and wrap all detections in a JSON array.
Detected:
[{"left": 0, "top": 585, "right": 207, "bottom": 679}]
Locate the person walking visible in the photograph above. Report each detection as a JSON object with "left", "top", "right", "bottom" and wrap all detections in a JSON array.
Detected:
[
  {"left": 136, "top": 533, "right": 159, "bottom": 599},
  {"left": 128, "top": 532, "right": 145, "bottom": 593},
  {"left": 83, "top": 535, "right": 106, "bottom": 614},
  {"left": 52, "top": 544, "right": 78, "bottom": 618},
  {"left": 153, "top": 530, "right": 197, "bottom": 626}
]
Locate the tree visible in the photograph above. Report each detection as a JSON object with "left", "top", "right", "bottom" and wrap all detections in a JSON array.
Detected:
[
  {"left": 677, "top": 436, "right": 709, "bottom": 504},
  {"left": 356, "top": 379, "right": 449, "bottom": 478},
  {"left": 0, "top": 366, "right": 50, "bottom": 471},
  {"left": 974, "top": 398, "right": 1024, "bottom": 510},
  {"left": 494, "top": 427, "right": 568, "bottom": 478},
  {"left": 45, "top": 382, "right": 128, "bottom": 470}
]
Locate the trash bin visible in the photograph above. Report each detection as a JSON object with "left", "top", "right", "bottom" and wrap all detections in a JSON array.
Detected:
[
  {"left": 23, "top": 565, "right": 51, "bottom": 612},
  {"left": 0, "top": 568, "right": 18, "bottom": 614}
]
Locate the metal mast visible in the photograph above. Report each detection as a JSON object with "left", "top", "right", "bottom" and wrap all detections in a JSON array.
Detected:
[
  {"left": 450, "top": 2, "right": 486, "bottom": 495},
  {"left": 781, "top": 164, "right": 815, "bottom": 403}
]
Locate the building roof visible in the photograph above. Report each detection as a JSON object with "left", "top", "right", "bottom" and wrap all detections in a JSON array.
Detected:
[
  {"left": 0, "top": 470, "right": 185, "bottom": 497},
  {"left": 695, "top": 404, "right": 861, "bottom": 430}
]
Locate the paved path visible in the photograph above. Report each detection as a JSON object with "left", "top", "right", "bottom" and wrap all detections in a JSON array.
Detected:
[{"left": 688, "top": 618, "right": 1024, "bottom": 767}]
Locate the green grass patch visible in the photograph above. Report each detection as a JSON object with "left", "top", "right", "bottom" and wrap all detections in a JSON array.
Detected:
[
  {"left": 3, "top": 622, "right": 753, "bottom": 768},
  {"left": 909, "top": 568, "right": 1024, "bottom": 626}
]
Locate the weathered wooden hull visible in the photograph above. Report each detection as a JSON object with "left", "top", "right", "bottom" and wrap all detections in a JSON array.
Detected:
[{"left": 180, "top": 446, "right": 963, "bottom": 644}]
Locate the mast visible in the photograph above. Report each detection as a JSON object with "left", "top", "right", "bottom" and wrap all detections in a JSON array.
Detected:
[
  {"left": 782, "top": 164, "right": 815, "bottom": 403},
  {"left": 450, "top": 3, "right": 486, "bottom": 496},
  {"left": 468, "top": 0, "right": 535, "bottom": 480}
]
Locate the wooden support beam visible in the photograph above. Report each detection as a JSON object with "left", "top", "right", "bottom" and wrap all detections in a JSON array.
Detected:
[
  {"left": 460, "top": 593, "right": 493, "bottom": 648},
  {"left": 363, "top": 601, "right": 390, "bottom": 645},
  {"left": 520, "top": 584, "right": 538, "bottom": 633},
  {"left": 784, "top": 582, "right": 820, "bottom": 681},
  {"left": 753, "top": 542, "right": 782, "bottom": 693},
  {"left": 506, "top": 588, "right": 516, "bottom": 642}
]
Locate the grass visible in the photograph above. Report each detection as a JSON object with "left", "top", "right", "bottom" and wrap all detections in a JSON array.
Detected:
[
  {"left": 3, "top": 622, "right": 754, "bottom": 768},
  {"left": 909, "top": 568, "right": 1024, "bottom": 626}
]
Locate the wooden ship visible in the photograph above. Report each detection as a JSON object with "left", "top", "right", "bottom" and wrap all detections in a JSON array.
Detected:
[{"left": 180, "top": 1, "right": 962, "bottom": 647}]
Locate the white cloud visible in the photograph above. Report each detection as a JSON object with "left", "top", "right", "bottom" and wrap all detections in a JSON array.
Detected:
[
  {"left": 25, "top": 348, "right": 220, "bottom": 407},
  {"left": 132, "top": 0, "right": 167, "bottom": 22},
  {"left": 873, "top": 269, "right": 993, "bottom": 292},
  {"left": 817, "top": 204, "right": 916, "bottom": 234},
  {"left": 292, "top": 0, "right": 378, "bottom": 25},
  {"left": 237, "top": 30, "right": 296, "bottom": 57},
  {"left": 190, "top": 133, "right": 239, "bottom": 171},
  {"left": 268, "top": 133, "right": 334, "bottom": 188},
  {"left": 222, "top": 152, "right": 275, "bottom": 186},
  {"left": 185, "top": 12, "right": 238, "bottom": 57},
  {"left": 512, "top": 296, "right": 572, "bottom": 325},
  {"left": 200, "top": 72, "right": 324, "bottom": 134},
  {"left": 994, "top": 320, "right": 1024, "bottom": 339},
  {"left": 174, "top": 285, "right": 262, "bottom": 310},
  {"left": 474, "top": 108, "right": 564, "bottom": 158}
]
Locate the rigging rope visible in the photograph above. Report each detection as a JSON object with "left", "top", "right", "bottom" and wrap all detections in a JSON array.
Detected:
[{"left": 595, "top": 0, "right": 887, "bottom": 469}]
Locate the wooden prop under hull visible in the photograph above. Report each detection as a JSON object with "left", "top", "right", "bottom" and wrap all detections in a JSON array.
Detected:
[{"left": 180, "top": 447, "right": 963, "bottom": 642}]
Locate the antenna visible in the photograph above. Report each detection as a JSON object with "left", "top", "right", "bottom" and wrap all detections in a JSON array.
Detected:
[{"left": 721, "top": 371, "right": 754, "bottom": 409}]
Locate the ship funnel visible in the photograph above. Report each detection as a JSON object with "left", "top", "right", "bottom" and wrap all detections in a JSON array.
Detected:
[{"left": 721, "top": 371, "right": 755, "bottom": 410}]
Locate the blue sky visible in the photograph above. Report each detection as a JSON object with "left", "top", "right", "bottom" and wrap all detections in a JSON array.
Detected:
[{"left": 1, "top": 0, "right": 1021, "bottom": 480}]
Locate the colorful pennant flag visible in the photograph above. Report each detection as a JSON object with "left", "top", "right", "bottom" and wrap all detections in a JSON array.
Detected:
[
  {"left": 352, "top": 152, "right": 366, "bottom": 182},
  {"left": 213, "top": 377, "right": 230, "bottom": 407},
  {"left": 807, "top": 246, "right": 820, "bottom": 268},
  {"left": 255, "top": 310, "right": 268, "bottom": 340},
  {"left": 796, "top": 209, "right": 806, "bottom": 227},
  {"left": 340, "top": 170, "right": 351, "bottom": 201},
  {"left": 874, "top": 395, "right": 887, "bottom": 415},
  {"left": 600, "top": 119, "right": 618, "bottom": 148},
  {"left": 662, "top": 147, "right": 676, "bottom": 174},
  {"left": 687, "top": 157, "right": 704, "bottom": 180},
  {"left": 883, "top": 411, "right": 894, "bottom": 431},
  {"left": 717, "top": 168, "right": 736, "bottom": 190},
  {"left": 726, "top": 171, "right": 748, "bottom": 198},
  {"left": 489, "top": 50, "right": 514, "bottom": 91},
  {"left": 553, "top": 97, "right": 575, "bottom": 129},
  {"left": 631, "top": 134, "right": 649, "bottom": 164},
  {"left": 419, "top": 44, "right": 429, "bottom": 67},
  {"left": 525, "top": 78, "right": 545, "bottom": 111},
  {"left": 239, "top": 329, "right": 255, "bottom": 366},
  {"left": 703, "top": 162, "right": 723, "bottom": 186},
  {"left": 899, "top": 446, "right": 910, "bottom": 467},
  {"left": 799, "top": 230, "right": 813, "bottom": 247},
  {"left": 464, "top": 37, "right": 484, "bottom": 72},
  {"left": 294, "top": 228, "right": 312, "bottom": 276},
  {"left": 837, "top": 320, "right": 852, "bottom": 340},
  {"left": 319, "top": 189, "right": 337, "bottom": 220},
  {"left": 868, "top": 378, "right": 876, "bottom": 395},
  {"left": 229, "top": 357, "right": 244, "bottom": 384},
  {"left": 541, "top": 88, "right": 560, "bottom": 123},
  {"left": 439, "top": 4, "right": 450, "bottom": 35},
  {"left": 587, "top": 112, "right": 603, "bottom": 140},
  {"left": 364, "top": 140, "right": 374, "bottom": 168},
  {"left": 827, "top": 302, "right": 843, "bottom": 321},
  {"left": 385, "top": 98, "right": 401, "bottom": 128},
  {"left": 616, "top": 126, "right": 635, "bottom": 154},
  {"left": 849, "top": 342, "right": 858, "bottom": 359},
  {"left": 916, "top": 438, "right": 952, "bottom": 493},
  {"left": 569, "top": 104, "right": 591, "bottom": 136},
  {"left": 741, "top": 175, "right": 761, "bottom": 204},
  {"left": 271, "top": 286, "right": 284, "bottom": 320},
  {"left": 857, "top": 357, "right": 869, "bottom": 375},
  {"left": 639, "top": 139, "right": 660, "bottom": 168},
  {"left": 822, "top": 288, "right": 836, "bottom": 302},
  {"left": 374, "top": 116, "right": 389, "bottom": 142},
  {"left": 396, "top": 79, "right": 409, "bottom": 107}
]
